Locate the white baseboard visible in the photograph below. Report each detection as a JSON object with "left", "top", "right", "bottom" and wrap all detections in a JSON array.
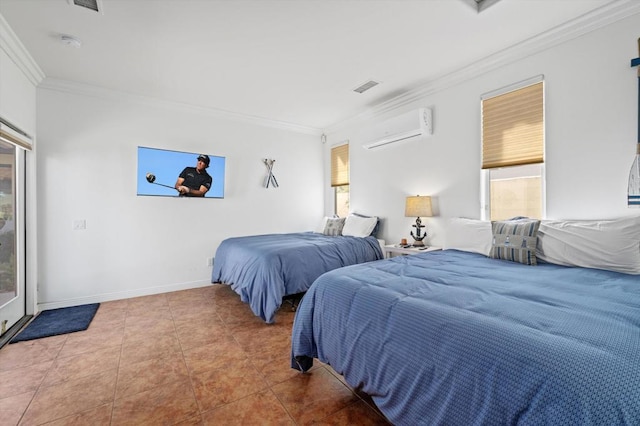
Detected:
[{"left": 37, "top": 280, "right": 213, "bottom": 312}]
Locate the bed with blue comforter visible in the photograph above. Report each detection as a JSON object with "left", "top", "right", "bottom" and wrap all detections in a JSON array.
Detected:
[
  {"left": 211, "top": 232, "right": 383, "bottom": 323},
  {"left": 291, "top": 249, "right": 640, "bottom": 425}
]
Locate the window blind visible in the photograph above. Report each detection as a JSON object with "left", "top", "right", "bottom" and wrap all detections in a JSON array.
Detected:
[
  {"left": 331, "top": 143, "right": 349, "bottom": 187},
  {"left": 0, "top": 118, "right": 32, "bottom": 151},
  {"left": 482, "top": 81, "right": 543, "bottom": 169}
]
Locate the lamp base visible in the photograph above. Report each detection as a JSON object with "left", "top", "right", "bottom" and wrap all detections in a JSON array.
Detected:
[{"left": 411, "top": 240, "right": 425, "bottom": 247}]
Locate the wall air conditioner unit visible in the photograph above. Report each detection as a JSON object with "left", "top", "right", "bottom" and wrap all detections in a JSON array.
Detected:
[{"left": 363, "top": 107, "right": 432, "bottom": 150}]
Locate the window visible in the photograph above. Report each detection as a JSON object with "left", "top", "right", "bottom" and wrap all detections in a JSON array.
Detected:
[
  {"left": 331, "top": 143, "right": 349, "bottom": 217},
  {"left": 481, "top": 77, "right": 544, "bottom": 220}
]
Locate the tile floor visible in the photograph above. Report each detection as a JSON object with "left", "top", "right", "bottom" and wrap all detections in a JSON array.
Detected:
[{"left": 0, "top": 285, "right": 391, "bottom": 425}]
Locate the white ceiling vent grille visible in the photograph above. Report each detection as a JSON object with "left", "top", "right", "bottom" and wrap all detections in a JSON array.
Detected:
[
  {"left": 353, "top": 80, "right": 380, "bottom": 94},
  {"left": 68, "top": 0, "right": 103, "bottom": 14},
  {"left": 460, "top": 0, "right": 501, "bottom": 12}
]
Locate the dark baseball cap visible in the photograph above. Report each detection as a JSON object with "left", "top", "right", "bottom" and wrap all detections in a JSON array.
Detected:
[{"left": 197, "top": 154, "right": 210, "bottom": 167}]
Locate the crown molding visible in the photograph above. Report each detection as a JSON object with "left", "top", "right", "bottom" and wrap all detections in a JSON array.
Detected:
[
  {"left": 3, "top": 1, "right": 638, "bottom": 137},
  {"left": 0, "top": 13, "right": 45, "bottom": 86},
  {"left": 39, "top": 77, "right": 322, "bottom": 136},
  {"left": 2, "top": 9, "right": 318, "bottom": 135},
  {"left": 326, "top": 0, "right": 640, "bottom": 133}
]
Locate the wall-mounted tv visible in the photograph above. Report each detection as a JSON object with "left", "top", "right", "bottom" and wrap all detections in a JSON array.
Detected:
[{"left": 137, "top": 146, "right": 225, "bottom": 198}]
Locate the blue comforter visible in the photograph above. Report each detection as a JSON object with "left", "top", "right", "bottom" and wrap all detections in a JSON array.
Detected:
[
  {"left": 291, "top": 250, "right": 640, "bottom": 425},
  {"left": 211, "top": 232, "right": 382, "bottom": 323}
]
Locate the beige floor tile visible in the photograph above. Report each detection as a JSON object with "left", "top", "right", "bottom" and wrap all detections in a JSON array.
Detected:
[
  {"left": 271, "top": 367, "right": 359, "bottom": 425},
  {"left": 57, "top": 325, "right": 124, "bottom": 358},
  {"left": 0, "top": 391, "right": 35, "bottom": 426},
  {"left": 0, "top": 360, "right": 52, "bottom": 396},
  {"left": 201, "top": 389, "right": 294, "bottom": 425},
  {"left": 251, "top": 347, "right": 303, "bottom": 387},
  {"left": 120, "top": 332, "right": 181, "bottom": 365},
  {"left": 314, "top": 400, "right": 391, "bottom": 425},
  {"left": 42, "top": 345, "right": 121, "bottom": 387},
  {"left": 21, "top": 370, "right": 117, "bottom": 425},
  {"left": 115, "top": 352, "right": 189, "bottom": 400},
  {"left": 0, "top": 335, "right": 66, "bottom": 372},
  {"left": 123, "top": 315, "right": 176, "bottom": 341},
  {"left": 175, "top": 319, "right": 229, "bottom": 351},
  {"left": 126, "top": 294, "right": 169, "bottom": 311},
  {"left": 111, "top": 379, "right": 199, "bottom": 425},
  {"left": 42, "top": 403, "right": 113, "bottom": 426},
  {"left": 88, "top": 310, "right": 127, "bottom": 330},
  {"left": 190, "top": 358, "right": 269, "bottom": 412},
  {"left": 182, "top": 336, "right": 248, "bottom": 375},
  {"left": 0, "top": 286, "right": 380, "bottom": 425}
]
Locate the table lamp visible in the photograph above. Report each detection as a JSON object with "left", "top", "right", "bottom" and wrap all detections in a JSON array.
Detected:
[{"left": 405, "top": 195, "right": 432, "bottom": 247}]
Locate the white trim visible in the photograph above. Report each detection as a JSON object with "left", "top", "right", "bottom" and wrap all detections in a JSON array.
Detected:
[
  {"left": 481, "top": 75, "right": 544, "bottom": 101},
  {"left": 39, "top": 78, "right": 322, "bottom": 136},
  {"left": 1, "top": 8, "right": 319, "bottom": 136},
  {"left": 0, "top": 13, "right": 45, "bottom": 86},
  {"left": 36, "top": 280, "right": 212, "bottom": 312},
  {"left": 326, "top": 0, "right": 640, "bottom": 132}
]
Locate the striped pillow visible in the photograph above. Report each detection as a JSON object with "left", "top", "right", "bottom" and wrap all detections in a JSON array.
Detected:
[{"left": 490, "top": 219, "right": 541, "bottom": 265}]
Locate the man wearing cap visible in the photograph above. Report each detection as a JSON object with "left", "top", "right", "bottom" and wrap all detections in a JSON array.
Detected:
[{"left": 174, "top": 154, "right": 213, "bottom": 197}]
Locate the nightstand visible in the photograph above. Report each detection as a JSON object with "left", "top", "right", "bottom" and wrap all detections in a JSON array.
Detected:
[{"left": 383, "top": 245, "right": 441, "bottom": 259}]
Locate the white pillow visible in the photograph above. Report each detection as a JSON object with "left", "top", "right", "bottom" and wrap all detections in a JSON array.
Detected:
[
  {"left": 443, "top": 218, "right": 492, "bottom": 256},
  {"left": 315, "top": 216, "right": 330, "bottom": 233},
  {"left": 536, "top": 216, "right": 640, "bottom": 274},
  {"left": 342, "top": 214, "right": 378, "bottom": 238}
]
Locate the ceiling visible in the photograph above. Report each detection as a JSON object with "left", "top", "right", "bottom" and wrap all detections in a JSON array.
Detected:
[{"left": 0, "top": 0, "right": 626, "bottom": 133}]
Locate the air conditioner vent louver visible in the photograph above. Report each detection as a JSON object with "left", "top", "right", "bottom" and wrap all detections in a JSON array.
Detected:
[
  {"left": 353, "top": 80, "right": 379, "bottom": 94},
  {"left": 69, "top": 0, "right": 101, "bottom": 13}
]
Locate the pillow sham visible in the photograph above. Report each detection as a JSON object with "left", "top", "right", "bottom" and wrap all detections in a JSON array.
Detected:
[
  {"left": 323, "top": 217, "right": 345, "bottom": 236},
  {"left": 342, "top": 214, "right": 378, "bottom": 238},
  {"left": 536, "top": 216, "right": 640, "bottom": 274},
  {"left": 489, "top": 219, "right": 540, "bottom": 265},
  {"left": 443, "top": 218, "right": 492, "bottom": 256}
]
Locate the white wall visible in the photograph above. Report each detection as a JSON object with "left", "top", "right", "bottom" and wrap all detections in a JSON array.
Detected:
[
  {"left": 0, "top": 48, "right": 36, "bottom": 136},
  {"left": 325, "top": 13, "right": 640, "bottom": 248},
  {"left": 0, "top": 24, "right": 41, "bottom": 317},
  {"left": 36, "top": 88, "right": 322, "bottom": 308}
]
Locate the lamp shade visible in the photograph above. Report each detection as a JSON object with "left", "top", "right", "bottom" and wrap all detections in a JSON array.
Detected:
[{"left": 405, "top": 195, "right": 433, "bottom": 217}]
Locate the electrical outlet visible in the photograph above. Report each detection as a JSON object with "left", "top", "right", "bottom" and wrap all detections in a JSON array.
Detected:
[
  {"left": 207, "top": 257, "right": 213, "bottom": 267},
  {"left": 72, "top": 219, "right": 86, "bottom": 230}
]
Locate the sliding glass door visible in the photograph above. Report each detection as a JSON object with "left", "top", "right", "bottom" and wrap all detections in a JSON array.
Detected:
[{"left": 0, "top": 140, "right": 25, "bottom": 338}]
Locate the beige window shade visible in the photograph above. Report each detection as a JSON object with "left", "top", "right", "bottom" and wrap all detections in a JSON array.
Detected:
[
  {"left": 482, "top": 81, "right": 543, "bottom": 169},
  {"left": 0, "top": 120, "right": 33, "bottom": 151},
  {"left": 331, "top": 143, "right": 349, "bottom": 187}
]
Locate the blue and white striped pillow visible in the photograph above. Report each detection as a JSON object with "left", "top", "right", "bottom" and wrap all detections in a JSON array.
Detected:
[{"left": 490, "top": 219, "right": 541, "bottom": 265}]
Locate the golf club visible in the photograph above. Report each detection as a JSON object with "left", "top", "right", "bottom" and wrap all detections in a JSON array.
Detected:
[
  {"left": 146, "top": 172, "right": 176, "bottom": 190},
  {"left": 263, "top": 159, "right": 279, "bottom": 188}
]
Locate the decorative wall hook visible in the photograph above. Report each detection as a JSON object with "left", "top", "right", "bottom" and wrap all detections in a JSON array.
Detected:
[{"left": 263, "top": 158, "right": 279, "bottom": 188}]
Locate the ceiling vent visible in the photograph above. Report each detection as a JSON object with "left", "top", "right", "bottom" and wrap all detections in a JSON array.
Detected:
[
  {"left": 67, "top": 0, "right": 103, "bottom": 14},
  {"left": 460, "top": 0, "right": 501, "bottom": 13},
  {"left": 353, "top": 80, "right": 380, "bottom": 94}
]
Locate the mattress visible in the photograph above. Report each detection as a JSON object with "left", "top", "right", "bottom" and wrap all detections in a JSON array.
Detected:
[
  {"left": 291, "top": 249, "right": 640, "bottom": 424},
  {"left": 212, "top": 232, "right": 383, "bottom": 323}
]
